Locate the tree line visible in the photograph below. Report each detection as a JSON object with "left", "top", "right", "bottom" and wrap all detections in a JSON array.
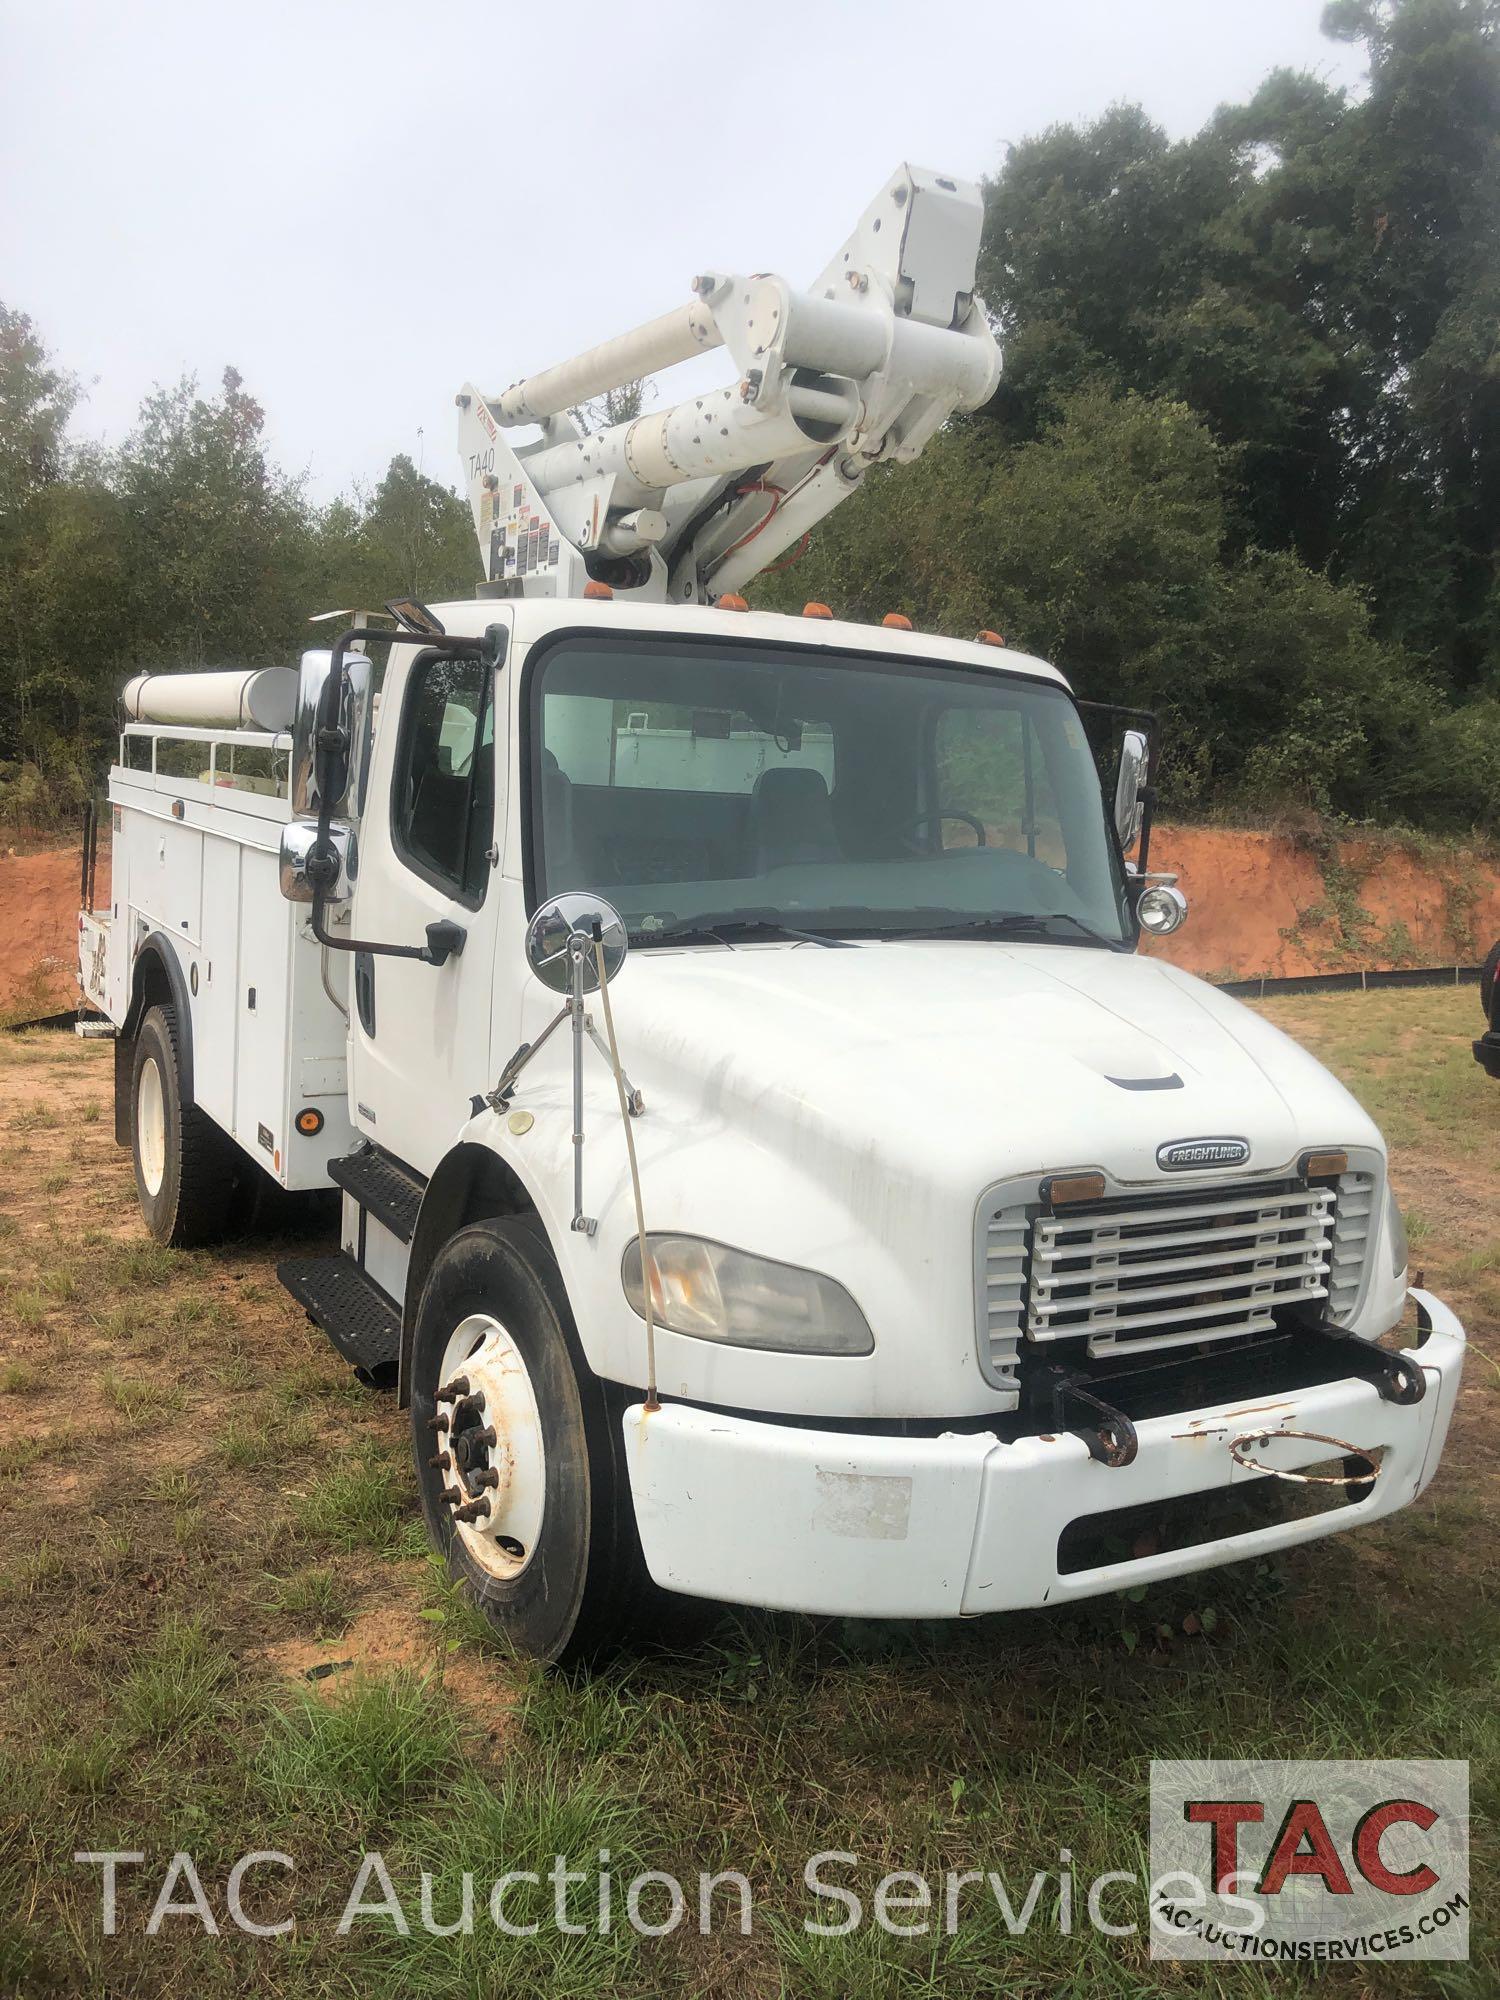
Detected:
[
  {"left": 0, "top": 338, "right": 479, "bottom": 831},
  {"left": 2, "top": 0, "right": 1497, "bottom": 834},
  {"left": 761, "top": 0, "right": 1500, "bottom": 831}
]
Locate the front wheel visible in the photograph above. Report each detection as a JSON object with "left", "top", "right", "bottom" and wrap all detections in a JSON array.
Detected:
[{"left": 409, "top": 1215, "right": 659, "bottom": 1665}]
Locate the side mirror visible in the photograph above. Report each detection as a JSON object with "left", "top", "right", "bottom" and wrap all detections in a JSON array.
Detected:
[
  {"left": 1114, "top": 728, "right": 1148, "bottom": 854},
  {"left": 279, "top": 820, "right": 357, "bottom": 905},
  {"left": 525, "top": 893, "right": 628, "bottom": 993},
  {"left": 291, "top": 649, "right": 373, "bottom": 820}
]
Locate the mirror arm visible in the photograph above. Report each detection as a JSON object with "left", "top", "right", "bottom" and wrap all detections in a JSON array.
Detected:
[{"left": 1136, "top": 780, "right": 1157, "bottom": 880}]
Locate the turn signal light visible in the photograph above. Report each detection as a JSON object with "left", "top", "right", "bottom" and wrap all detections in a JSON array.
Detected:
[
  {"left": 803, "top": 602, "right": 834, "bottom": 619},
  {"left": 882, "top": 611, "right": 913, "bottom": 629},
  {"left": 1045, "top": 1172, "right": 1106, "bottom": 1206},
  {"left": 583, "top": 580, "right": 614, "bottom": 600},
  {"left": 1302, "top": 1150, "right": 1348, "bottom": 1180},
  {"left": 718, "top": 593, "right": 749, "bottom": 612},
  {"left": 976, "top": 629, "right": 1006, "bottom": 647}
]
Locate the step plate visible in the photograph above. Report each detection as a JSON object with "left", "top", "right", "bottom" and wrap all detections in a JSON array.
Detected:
[
  {"left": 278, "top": 1253, "right": 401, "bottom": 1379},
  {"left": 327, "top": 1146, "right": 425, "bottom": 1245}
]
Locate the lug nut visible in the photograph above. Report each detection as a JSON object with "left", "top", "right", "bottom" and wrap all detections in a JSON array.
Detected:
[
  {"left": 442, "top": 1485, "right": 463, "bottom": 1508},
  {"left": 427, "top": 1412, "right": 450, "bottom": 1432},
  {"left": 437, "top": 1375, "right": 471, "bottom": 1401},
  {"left": 428, "top": 1451, "right": 452, "bottom": 1471},
  {"left": 454, "top": 1498, "right": 491, "bottom": 1524},
  {"left": 472, "top": 1468, "right": 501, "bottom": 1491}
]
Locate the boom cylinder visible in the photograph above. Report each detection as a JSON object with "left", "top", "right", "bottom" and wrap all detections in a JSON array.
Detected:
[
  {"left": 491, "top": 301, "right": 720, "bottom": 427},
  {"left": 519, "top": 378, "right": 859, "bottom": 510}
]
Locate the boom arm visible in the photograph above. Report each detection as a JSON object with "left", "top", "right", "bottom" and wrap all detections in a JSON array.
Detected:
[{"left": 455, "top": 165, "right": 1000, "bottom": 605}]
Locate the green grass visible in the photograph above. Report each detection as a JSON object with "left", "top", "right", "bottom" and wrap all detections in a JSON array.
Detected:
[
  {"left": 266, "top": 1564, "right": 358, "bottom": 1634},
  {"left": 257, "top": 1670, "right": 462, "bottom": 1815},
  {"left": 293, "top": 1440, "right": 413, "bottom": 1556},
  {"left": 101, "top": 1369, "right": 185, "bottom": 1424},
  {"left": 116, "top": 1617, "right": 234, "bottom": 1748}
]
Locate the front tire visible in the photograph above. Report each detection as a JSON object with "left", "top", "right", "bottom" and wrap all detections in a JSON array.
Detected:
[
  {"left": 130, "top": 1003, "right": 236, "bottom": 1246},
  {"left": 409, "top": 1215, "right": 656, "bottom": 1665}
]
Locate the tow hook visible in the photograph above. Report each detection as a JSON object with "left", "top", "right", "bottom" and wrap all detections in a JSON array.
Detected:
[
  {"left": 1324, "top": 1327, "right": 1427, "bottom": 1406},
  {"left": 1041, "top": 1367, "right": 1139, "bottom": 1468}
]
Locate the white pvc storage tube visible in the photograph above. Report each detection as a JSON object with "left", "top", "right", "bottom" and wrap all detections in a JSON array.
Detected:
[{"left": 122, "top": 667, "right": 297, "bottom": 733}]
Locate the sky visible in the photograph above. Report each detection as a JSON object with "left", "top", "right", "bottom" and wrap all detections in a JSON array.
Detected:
[{"left": 0, "top": 0, "right": 1367, "bottom": 505}]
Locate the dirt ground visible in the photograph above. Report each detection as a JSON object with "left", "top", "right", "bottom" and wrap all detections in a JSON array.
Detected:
[{"left": 0, "top": 848, "right": 101, "bottom": 1023}]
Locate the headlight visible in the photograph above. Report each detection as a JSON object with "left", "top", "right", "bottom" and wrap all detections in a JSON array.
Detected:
[
  {"left": 1386, "top": 1184, "right": 1408, "bottom": 1279},
  {"left": 621, "top": 1235, "right": 874, "bottom": 1355},
  {"left": 1136, "top": 883, "right": 1188, "bottom": 935}
]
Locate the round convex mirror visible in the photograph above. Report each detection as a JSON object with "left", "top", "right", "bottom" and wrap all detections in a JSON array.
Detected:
[{"left": 525, "top": 893, "right": 628, "bottom": 994}]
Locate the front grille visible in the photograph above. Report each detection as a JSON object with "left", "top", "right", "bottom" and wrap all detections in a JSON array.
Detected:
[
  {"left": 1328, "top": 1170, "right": 1375, "bottom": 1324},
  {"left": 981, "top": 1178, "right": 1340, "bottom": 1378}
]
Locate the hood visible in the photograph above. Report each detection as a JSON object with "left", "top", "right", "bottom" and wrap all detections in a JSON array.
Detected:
[{"left": 612, "top": 938, "right": 1379, "bottom": 1189}]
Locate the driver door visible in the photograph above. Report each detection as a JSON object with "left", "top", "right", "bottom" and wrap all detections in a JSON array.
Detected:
[{"left": 346, "top": 644, "right": 505, "bottom": 1176}]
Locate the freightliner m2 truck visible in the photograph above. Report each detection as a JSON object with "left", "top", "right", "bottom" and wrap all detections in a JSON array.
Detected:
[{"left": 80, "top": 169, "right": 1465, "bottom": 1661}]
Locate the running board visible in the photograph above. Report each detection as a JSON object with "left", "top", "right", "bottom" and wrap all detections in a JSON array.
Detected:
[
  {"left": 278, "top": 1251, "right": 400, "bottom": 1383},
  {"left": 327, "top": 1144, "right": 425, "bottom": 1244}
]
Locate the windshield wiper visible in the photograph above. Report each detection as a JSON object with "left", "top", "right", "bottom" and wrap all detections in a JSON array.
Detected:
[
  {"left": 634, "top": 912, "right": 852, "bottom": 950},
  {"left": 890, "top": 912, "right": 1123, "bottom": 949}
]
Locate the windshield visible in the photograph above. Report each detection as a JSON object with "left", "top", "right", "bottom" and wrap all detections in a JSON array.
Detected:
[{"left": 530, "top": 635, "right": 1133, "bottom": 946}]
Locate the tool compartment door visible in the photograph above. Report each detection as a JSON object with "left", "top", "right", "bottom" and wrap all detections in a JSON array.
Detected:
[{"left": 233, "top": 846, "right": 293, "bottom": 1176}]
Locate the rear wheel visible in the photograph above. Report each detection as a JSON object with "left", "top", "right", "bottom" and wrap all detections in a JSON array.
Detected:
[
  {"left": 130, "top": 1004, "right": 236, "bottom": 1246},
  {"left": 409, "top": 1215, "right": 663, "bottom": 1665}
]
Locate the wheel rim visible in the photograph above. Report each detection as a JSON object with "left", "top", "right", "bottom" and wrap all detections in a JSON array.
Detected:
[
  {"left": 137, "top": 1056, "right": 167, "bottom": 1197},
  {"left": 433, "top": 1313, "right": 547, "bottom": 1580}
]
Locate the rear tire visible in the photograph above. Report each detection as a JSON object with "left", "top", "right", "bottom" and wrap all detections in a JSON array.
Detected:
[
  {"left": 130, "top": 1003, "right": 236, "bottom": 1246},
  {"left": 409, "top": 1214, "right": 666, "bottom": 1666}
]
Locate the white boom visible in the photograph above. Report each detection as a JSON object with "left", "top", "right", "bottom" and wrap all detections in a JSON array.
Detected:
[{"left": 455, "top": 165, "right": 1001, "bottom": 605}]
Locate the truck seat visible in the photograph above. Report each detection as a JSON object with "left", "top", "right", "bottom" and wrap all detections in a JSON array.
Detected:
[{"left": 752, "top": 766, "right": 839, "bottom": 871}]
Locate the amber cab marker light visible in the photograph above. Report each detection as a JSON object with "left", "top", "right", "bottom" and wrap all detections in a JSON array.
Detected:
[
  {"left": 882, "top": 611, "right": 913, "bottom": 630},
  {"left": 582, "top": 580, "right": 614, "bottom": 600},
  {"left": 976, "top": 628, "right": 1007, "bottom": 647},
  {"left": 718, "top": 592, "right": 749, "bottom": 612},
  {"left": 803, "top": 601, "right": 834, "bottom": 619},
  {"left": 1302, "top": 1149, "right": 1348, "bottom": 1179},
  {"left": 296, "top": 1107, "right": 325, "bottom": 1137},
  {"left": 1046, "top": 1171, "right": 1106, "bottom": 1206}
]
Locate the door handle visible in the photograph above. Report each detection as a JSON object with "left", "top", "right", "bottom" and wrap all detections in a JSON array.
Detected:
[{"left": 354, "top": 950, "right": 376, "bottom": 1035}]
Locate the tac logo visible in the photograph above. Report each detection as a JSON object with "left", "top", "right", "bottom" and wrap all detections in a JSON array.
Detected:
[
  {"left": 1156, "top": 1137, "right": 1251, "bottom": 1171},
  {"left": 1150, "top": 1760, "right": 1469, "bottom": 1962}
]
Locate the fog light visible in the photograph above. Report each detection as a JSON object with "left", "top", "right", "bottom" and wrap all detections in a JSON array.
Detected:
[{"left": 1137, "top": 884, "right": 1187, "bottom": 935}]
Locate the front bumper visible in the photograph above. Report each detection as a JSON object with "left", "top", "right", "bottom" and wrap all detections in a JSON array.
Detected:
[{"left": 621, "top": 1289, "right": 1465, "bottom": 1618}]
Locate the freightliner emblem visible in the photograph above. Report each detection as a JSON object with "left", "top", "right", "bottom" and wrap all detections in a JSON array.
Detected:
[{"left": 1157, "top": 1137, "right": 1250, "bottom": 1171}]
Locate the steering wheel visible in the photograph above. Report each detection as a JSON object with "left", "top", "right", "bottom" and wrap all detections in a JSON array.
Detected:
[{"left": 898, "top": 809, "right": 988, "bottom": 853}]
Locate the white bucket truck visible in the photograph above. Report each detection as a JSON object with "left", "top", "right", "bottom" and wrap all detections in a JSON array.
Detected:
[{"left": 80, "top": 169, "right": 1465, "bottom": 1661}]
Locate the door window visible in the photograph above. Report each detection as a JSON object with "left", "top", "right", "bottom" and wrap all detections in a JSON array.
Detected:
[{"left": 392, "top": 653, "right": 494, "bottom": 903}]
